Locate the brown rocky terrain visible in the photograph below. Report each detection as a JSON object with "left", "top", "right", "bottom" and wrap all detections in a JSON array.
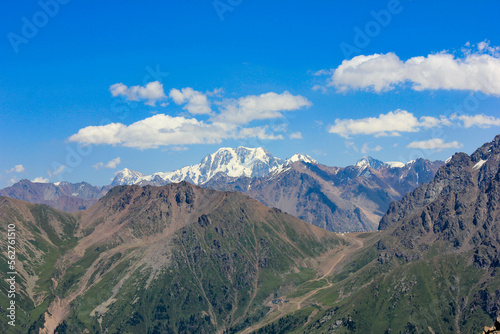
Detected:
[
  {"left": 206, "top": 158, "right": 443, "bottom": 232},
  {"left": 0, "top": 182, "right": 343, "bottom": 333}
]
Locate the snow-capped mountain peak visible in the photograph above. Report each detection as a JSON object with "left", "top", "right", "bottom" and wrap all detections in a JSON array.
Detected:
[
  {"left": 111, "top": 168, "right": 146, "bottom": 186},
  {"left": 287, "top": 153, "right": 317, "bottom": 164},
  {"left": 355, "top": 156, "right": 387, "bottom": 170},
  {"left": 111, "top": 147, "right": 285, "bottom": 186},
  {"left": 192, "top": 146, "right": 283, "bottom": 182}
]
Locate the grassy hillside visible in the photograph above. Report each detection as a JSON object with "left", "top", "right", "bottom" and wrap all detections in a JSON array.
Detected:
[{"left": 0, "top": 183, "right": 343, "bottom": 333}]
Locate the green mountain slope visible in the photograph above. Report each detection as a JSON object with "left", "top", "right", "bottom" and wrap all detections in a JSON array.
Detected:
[
  {"left": 0, "top": 182, "right": 342, "bottom": 333},
  {"left": 0, "top": 197, "right": 78, "bottom": 333}
]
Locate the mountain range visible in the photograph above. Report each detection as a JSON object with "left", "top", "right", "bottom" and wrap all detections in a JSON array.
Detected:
[
  {"left": 0, "top": 180, "right": 111, "bottom": 212},
  {"left": 0, "top": 135, "right": 499, "bottom": 332},
  {"left": 0, "top": 148, "right": 443, "bottom": 232},
  {"left": 0, "top": 181, "right": 342, "bottom": 333},
  {"left": 243, "top": 134, "right": 500, "bottom": 333}
]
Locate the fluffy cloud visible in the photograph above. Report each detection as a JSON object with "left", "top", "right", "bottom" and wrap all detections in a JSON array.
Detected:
[
  {"left": 69, "top": 114, "right": 282, "bottom": 149},
  {"left": 455, "top": 114, "right": 500, "bottom": 128},
  {"left": 328, "top": 110, "right": 448, "bottom": 138},
  {"left": 215, "top": 91, "right": 312, "bottom": 124},
  {"left": 72, "top": 89, "right": 310, "bottom": 149},
  {"left": 32, "top": 176, "right": 49, "bottom": 183},
  {"left": 7, "top": 164, "right": 25, "bottom": 173},
  {"left": 328, "top": 50, "right": 500, "bottom": 95},
  {"left": 169, "top": 87, "right": 212, "bottom": 114},
  {"left": 93, "top": 157, "right": 121, "bottom": 170},
  {"left": 289, "top": 132, "right": 303, "bottom": 139},
  {"left": 407, "top": 138, "right": 463, "bottom": 152},
  {"left": 110, "top": 81, "right": 167, "bottom": 106},
  {"left": 361, "top": 143, "right": 382, "bottom": 154}
]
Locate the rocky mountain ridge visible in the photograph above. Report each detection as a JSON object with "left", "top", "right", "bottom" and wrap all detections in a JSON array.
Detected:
[
  {"left": 0, "top": 179, "right": 111, "bottom": 212},
  {"left": 111, "top": 147, "right": 314, "bottom": 186},
  {"left": 0, "top": 148, "right": 443, "bottom": 232},
  {"left": 0, "top": 182, "right": 341, "bottom": 333},
  {"left": 241, "top": 134, "right": 500, "bottom": 333}
]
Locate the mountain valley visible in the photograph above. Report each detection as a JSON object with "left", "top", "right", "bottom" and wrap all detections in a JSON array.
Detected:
[{"left": 0, "top": 137, "right": 499, "bottom": 333}]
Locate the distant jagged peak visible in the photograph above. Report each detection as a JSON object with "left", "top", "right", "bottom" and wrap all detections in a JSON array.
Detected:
[
  {"left": 355, "top": 156, "right": 387, "bottom": 170},
  {"left": 112, "top": 146, "right": 285, "bottom": 186},
  {"left": 111, "top": 168, "right": 146, "bottom": 186},
  {"left": 286, "top": 153, "right": 317, "bottom": 164},
  {"left": 200, "top": 146, "right": 279, "bottom": 166}
]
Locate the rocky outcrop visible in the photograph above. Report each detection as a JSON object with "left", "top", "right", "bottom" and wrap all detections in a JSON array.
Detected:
[
  {"left": 378, "top": 135, "right": 500, "bottom": 270},
  {"left": 482, "top": 315, "right": 500, "bottom": 334}
]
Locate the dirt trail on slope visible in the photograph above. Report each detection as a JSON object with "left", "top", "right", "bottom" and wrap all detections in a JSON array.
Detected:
[{"left": 239, "top": 232, "right": 369, "bottom": 334}]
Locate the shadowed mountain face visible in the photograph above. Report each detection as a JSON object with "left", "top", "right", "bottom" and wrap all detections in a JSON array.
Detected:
[
  {"left": 0, "top": 182, "right": 341, "bottom": 333},
  {"left": 0, "top": 180, "right": 110, "bottom": 212},
  {"left": 206, "top": 158, "right": 443, "bottom": 232}
]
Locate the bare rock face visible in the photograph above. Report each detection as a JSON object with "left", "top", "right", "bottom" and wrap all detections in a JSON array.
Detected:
[
  {"left": 206, "top": 158, "right": 442, "bottom": 232},
  {"left": 379, "top": 135, "right": 500, "bottom": 270}
]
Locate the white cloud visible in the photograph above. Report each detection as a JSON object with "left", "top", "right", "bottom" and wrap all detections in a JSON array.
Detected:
[
  {"left": 105, "top": 157, "right": 121, "bottom": 169},
  {"left": 92, "top": 163, "right": 103, "bottom": 170},
  {"left": 236, "top": 126, "right": 283, "bottom": 140},
  {"left": 345, "top": 141, "right": 359, "bottom": 152},
  {"left": 407, "top": 138, "right": 463, "bottom": 152},
  {"left": 328, "top": 110, "right": 448, "bottom": 138},
  {"left": 455, "top": 114, "right": 500, "bottom": 128},
  {"left": 161, "top": 146, "right": 189, "bottom": 152},
  {"left": 110, "top": 81, "right": 167, "bottom": 106},
  {"left": 289, "top": 132, "right": 303, "bottom": 139},
  {"left": 48, "top": 165, "right": 66, "bottom": 177},
  {"left": 214, "top": 91, "right": 312, "bottom": 124},
  {"left": 328, "top": 49, "right": 500, "bottom": 95},
  {"left": 7, "top": 164, "right": 25, "bottom": 173},
  {"left": 476, "top": 40, "right": 500, "bottom": 55},
  {"left": 69, "top": 114, "right": 282, "bottom": 149},
  {"left": 206, "top": 88, "right": 224, "bottom": 97},
  {"left": 361, "top": 143, "right": 382, "bottom": 154},
  {"left": 71, "top": 90, "right": 310, "bottom": 149},
  {"left": 169, "top": 87, "right": 212, "bottom": 115},
  {"left": 312, "top": 85, "right": 328, "bottom": 93},
  {"left": 93, "top": 157, "right": 121, "bottom": 170},
  {"left": 32, "top": 177, "right": 49, "bottom": 183}
]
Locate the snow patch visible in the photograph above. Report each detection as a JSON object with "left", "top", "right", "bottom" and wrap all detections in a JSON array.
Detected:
[
  {"left": 473, "top": 159, "right": 487, "bottom": 170},
  {"left": 287, "top": 154, "right": 317, "bottom": 164}
]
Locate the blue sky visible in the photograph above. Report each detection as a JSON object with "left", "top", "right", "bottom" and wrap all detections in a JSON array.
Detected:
[{"left": 1, "top": 0, "right": 500, "bottom": 187}]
